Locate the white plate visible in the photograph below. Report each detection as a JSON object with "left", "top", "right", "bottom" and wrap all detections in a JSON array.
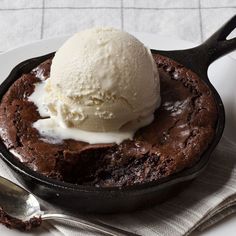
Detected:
[{"left": 0, "top": 33, "right": 235, "bottom": 236}]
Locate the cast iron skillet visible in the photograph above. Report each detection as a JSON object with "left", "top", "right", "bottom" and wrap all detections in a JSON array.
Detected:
[{"left": 0, "top": 16, "right": 236, "bottom": 214}]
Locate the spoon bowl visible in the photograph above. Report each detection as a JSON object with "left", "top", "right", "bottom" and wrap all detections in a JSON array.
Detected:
[{"left": 0, "top": 176, "right": 41, "bottom": 221}]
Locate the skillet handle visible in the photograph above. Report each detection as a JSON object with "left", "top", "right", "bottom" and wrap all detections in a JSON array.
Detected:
[{"left": 153, "top": 15, "right": 236, "bottom": 80}]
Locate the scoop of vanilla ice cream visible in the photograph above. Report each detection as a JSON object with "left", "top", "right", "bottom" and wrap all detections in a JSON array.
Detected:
[{"left": 44, "top": 27, "right": 160, "bottom": 132}]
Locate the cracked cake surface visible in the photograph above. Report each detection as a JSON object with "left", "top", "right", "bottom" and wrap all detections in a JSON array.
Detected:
[{"left": 0, "top": 53, "right": 217, "bottom": 187}]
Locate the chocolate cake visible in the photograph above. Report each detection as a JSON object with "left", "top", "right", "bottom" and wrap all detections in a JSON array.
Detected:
[{"left": 0, "top": 54, "right": 217, "bottom": 187}]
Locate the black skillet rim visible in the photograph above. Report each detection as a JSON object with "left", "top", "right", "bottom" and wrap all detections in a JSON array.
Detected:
[{"left": 0, "top": 51, "right": 224, "bottom": 194}]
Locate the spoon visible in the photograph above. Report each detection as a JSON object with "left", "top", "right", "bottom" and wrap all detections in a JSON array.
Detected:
[{"left": 0, "top": 176, "right": 139, "bottom": 236}]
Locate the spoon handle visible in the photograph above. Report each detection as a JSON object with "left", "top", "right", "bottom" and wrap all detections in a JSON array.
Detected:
[{"left": 41, "top": 213, "right": 140, "bottom": 236}]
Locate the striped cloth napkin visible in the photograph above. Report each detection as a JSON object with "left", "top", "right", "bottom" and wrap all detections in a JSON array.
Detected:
[{"left": 1, "top": 135, "right": 236, "bottom": 236}]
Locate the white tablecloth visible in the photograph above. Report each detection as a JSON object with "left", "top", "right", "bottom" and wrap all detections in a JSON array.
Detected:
[{"left": 0, "top": 0, "right": 235, "bottom": 52}]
